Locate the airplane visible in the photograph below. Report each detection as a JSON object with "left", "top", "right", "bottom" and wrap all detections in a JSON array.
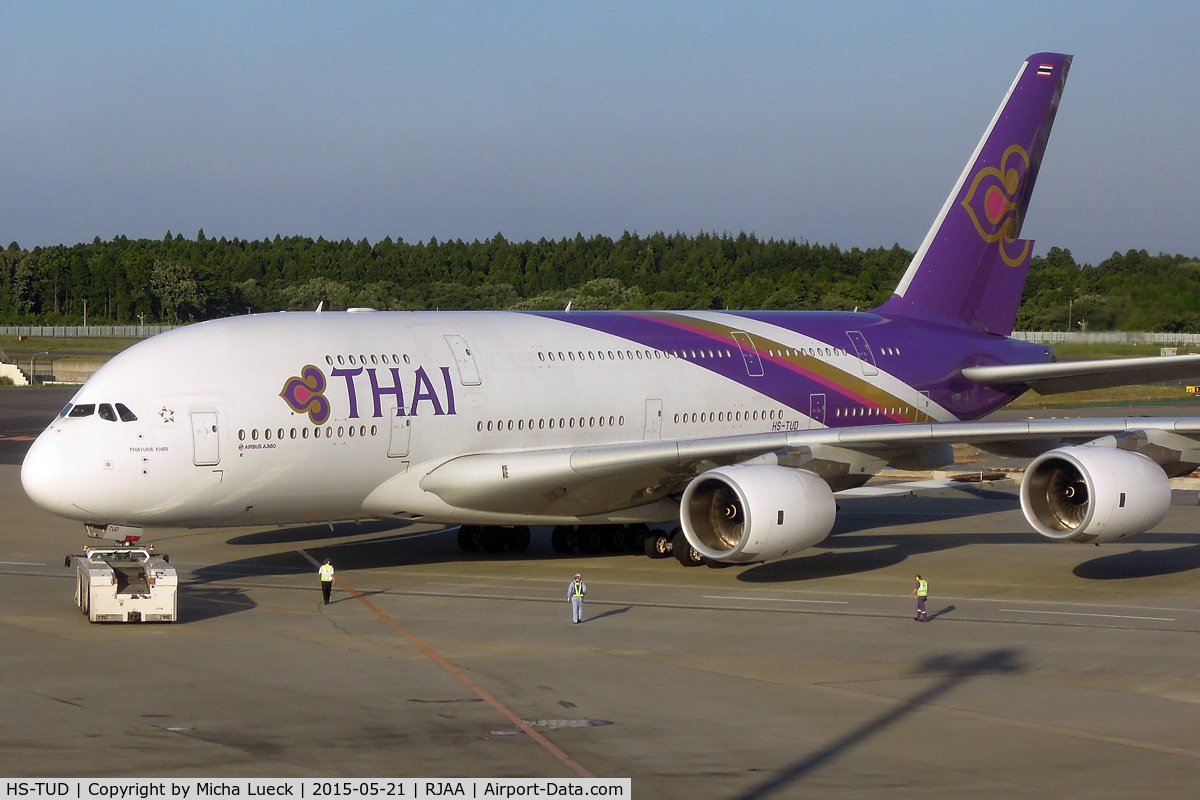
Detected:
[{"left": 21, "top": 52, "right": 1200, "bottom": 567}]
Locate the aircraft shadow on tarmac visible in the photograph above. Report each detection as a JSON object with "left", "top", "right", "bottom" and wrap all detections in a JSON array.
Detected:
[
  {"left": 225, "top": 519, "right": 417, "bottom": 546},
  {"left": 176, "top": 584, "right": 258, "bottom": 623},
  {"left": 739, "top": 498, "right": 1200, "bottom": 583},
  {"left": 740, "top": 532, "right": 1200, "bottom": 584},
  {"left": 1073, "top": 543, "right": 1200, "bottom": 580},
  {"left": 191, "top": 523, "right": 469, "bottom": 585},
  {"left": 183, "top": 498, "right": 1200, "bottom": 587},
  {"left": 729, "top": 648, "right": 1025, "bottom": 800}
]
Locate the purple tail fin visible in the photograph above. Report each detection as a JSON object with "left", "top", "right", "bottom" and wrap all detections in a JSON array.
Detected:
[{"left": 877, "top": 53, "right": 1072, "bottom": 335}]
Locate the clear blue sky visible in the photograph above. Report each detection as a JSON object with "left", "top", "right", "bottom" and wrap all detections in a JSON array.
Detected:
[{"left": 2, "top": 1, "right": 1197, "bottom": 265}]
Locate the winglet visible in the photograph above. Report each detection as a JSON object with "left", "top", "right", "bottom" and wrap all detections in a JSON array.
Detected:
[{"left": 877, "top": 53, "right": 1072, "bottom": 335}]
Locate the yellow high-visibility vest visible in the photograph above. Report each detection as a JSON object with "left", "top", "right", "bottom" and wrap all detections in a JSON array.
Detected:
[
  {"left": 320, "top": 564, "right": 334, "bottom": 582},
  {"left": 572, "top": 580, "right": 584, "bottom": 597},
  {"left": 917, "top": 579, "right": 928, "bottom": 597}
]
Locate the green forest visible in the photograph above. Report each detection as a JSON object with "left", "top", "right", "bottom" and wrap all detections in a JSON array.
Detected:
[{"left": 0, "top": 231, "right": 1197, "bottom": 331}]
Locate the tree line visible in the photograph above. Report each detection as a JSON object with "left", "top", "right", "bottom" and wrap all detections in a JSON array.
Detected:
[{"left": 0, "top": 231, "right": 1196, "bottom": 331}]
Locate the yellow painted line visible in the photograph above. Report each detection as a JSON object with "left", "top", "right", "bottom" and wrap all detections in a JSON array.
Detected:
[{"left": 297, "top": 549, "right": 594, "bottom": 778}]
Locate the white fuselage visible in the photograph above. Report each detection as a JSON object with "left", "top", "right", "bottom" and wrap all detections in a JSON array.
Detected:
[{"left": 21, "top": 309, "right": 968, "bottom": 529}]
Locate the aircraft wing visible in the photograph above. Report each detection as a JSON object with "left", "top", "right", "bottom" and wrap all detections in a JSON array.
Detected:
[
  {"left": 406, "top": 417, "right": 1200, "bottom": 516},
  {"left": 962, "top": 354, "right": 1200, "bottom": 395}
]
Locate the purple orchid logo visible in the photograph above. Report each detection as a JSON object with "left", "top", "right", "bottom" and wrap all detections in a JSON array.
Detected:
[
  {"left": 280, "top": 365, "right": 331, "bottom": 425},
  {"left": 960, "top": 144, "right": 1033, "bottom": 267}
]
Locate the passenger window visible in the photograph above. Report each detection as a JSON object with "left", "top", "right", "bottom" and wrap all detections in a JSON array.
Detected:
[
  {"left": 68, "top": 404, "right": 96, "bottom": 418},
  {"left": 115, "top": 403, "right": 138, "bottom": 422},
  {"left": 98, "top": 404, "right": 117, "bottom": 421}
]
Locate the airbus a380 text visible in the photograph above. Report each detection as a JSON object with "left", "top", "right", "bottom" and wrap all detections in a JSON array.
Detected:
[{"left": 22, "top": 53, "right": 1200, "bottom": 566}]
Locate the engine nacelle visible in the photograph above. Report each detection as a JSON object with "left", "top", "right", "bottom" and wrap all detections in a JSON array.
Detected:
[
  {"left": 680, "top": 464, "right": 836, "bottom": 563},
  {"left": 1019, "top": 445, "right": 1171, "bottom": 543}
]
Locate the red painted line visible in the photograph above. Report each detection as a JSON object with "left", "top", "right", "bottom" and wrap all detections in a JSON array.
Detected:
[{"left": 297, "top": 549, "right": 594, "bottom": 778}]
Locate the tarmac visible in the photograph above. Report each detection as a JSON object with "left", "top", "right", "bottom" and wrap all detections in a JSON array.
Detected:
[{"left": 3, "top": 388, "right": 1200, "bottom": 798}]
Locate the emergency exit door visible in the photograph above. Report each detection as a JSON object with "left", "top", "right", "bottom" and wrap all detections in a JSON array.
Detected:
[
  {"left": 731, "top": 331, "right": 764, "bottom": 377},
  {"left": 845, "top": 331, "right": 878, "bottom": 376},
  {"left": 388, "top": 414, "right": 411, "bottom": 458},
  {"left": 444, "top": 334, "right": 482, "bottom": 386},
  {"left": 191, "top": 411, "right": 220, "bottom": 466},
  {"left": 644, "top": 398, "right": 663, "bottom": 440},
  {"left": 809, "top": 394, "right": 826, "bottom": 428}
]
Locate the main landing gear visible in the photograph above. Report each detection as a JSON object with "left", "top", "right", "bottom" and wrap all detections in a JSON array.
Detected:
[
  {"left": 549, "top": 523, "right": 651, "bottom": 555},
  {"left": 453, "top": 523, "right": 711, "bottom": 567},
  {"left": 457, "top": 525, "right": 531, "bottom": 553}
]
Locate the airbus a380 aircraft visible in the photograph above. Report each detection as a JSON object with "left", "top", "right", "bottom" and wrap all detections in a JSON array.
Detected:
[{"left": 21, "top": 53, "right": 1200, "bottom": 566}]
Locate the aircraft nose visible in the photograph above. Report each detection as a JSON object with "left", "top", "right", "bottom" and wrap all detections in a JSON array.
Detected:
[{"left": 21, "top": 430, "right": 68, "bottom": 514}]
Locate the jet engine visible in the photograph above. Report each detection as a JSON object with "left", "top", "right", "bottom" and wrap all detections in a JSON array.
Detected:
[
  {"left": 679, "top": 464, "right": 836, "bottom": 563},
  {"left": 1019, "top": 445, "right": 1171, "bottom": 543}
]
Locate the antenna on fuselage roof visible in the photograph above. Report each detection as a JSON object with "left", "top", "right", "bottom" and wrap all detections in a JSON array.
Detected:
[
  {"left": 315, "top": 302, "right": 323, "bottom": 313},
  {"left": 565, "top": 301, "right": 572, "bottom": 313}
]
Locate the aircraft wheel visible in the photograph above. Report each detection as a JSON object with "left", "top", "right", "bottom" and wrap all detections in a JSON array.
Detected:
[
  {"left": 551, "top": 525, "right": 576, "bottom": 553},
  {"left": 644, "top": 531, "right": 672, "bottom": 559},
  {"left": 457, "top": 525, "right": 482, "bottom": 552},
  {"left": 626, "top": 523, "right": 651, "bottom": 552},
  {"left": 605, "top": 525, "right": 628, "bottom": 552},
  {"left": 579, "top": 527, "right": 604, "bottom": 554},
  {"left": 505, "top": 526, "right": 531, "bottom": 552},
  {"left": 671, "top": 529, "right": 704, "bottom": 567},
  {"left": 481, "top": 527, "right": 507, "bottom": 553}
]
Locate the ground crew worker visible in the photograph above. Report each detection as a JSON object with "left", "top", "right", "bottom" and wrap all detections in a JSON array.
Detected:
[
  {"left": 567, "top": 573, "right": 587, "bottom": 623},
  {"left": 320, "top": 558, "right": 335, "bottom": 605},
  {"left": 909, "top": 574, "right": 929, "bottom": 621}
]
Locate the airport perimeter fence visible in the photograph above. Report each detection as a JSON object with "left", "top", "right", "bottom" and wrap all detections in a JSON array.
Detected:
[
  {"left": 0, "top": 324, "right": 178, "bottom": 338},
  {"left": 1012, "top": 331, "right": 1200, "bottom": 345}
]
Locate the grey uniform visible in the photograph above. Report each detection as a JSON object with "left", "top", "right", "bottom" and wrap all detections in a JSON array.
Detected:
[{"left": 567, "top": 578, "right": 587, "bottom": 623}]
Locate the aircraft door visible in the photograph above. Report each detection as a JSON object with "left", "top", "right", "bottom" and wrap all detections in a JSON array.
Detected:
[
  {"left": 731, "top": 331, "right": 764, "bottom": 377},
  {"left": 388, "top": 413, "right": 411, "bottom": 458},
  {"left": 644, "top": 398, "right": 663, "bottom": 440},
  {"left": 809, "top": 394, "right": 826, "bottom": 428},
  {"left": 845, "top": 331, "right": 878, "bottom": 376},
  {"left": 191, "top": 411, "right": 220, "bottom": 466},
  {"left": 444, "top": 334, "right": 482, "bottom": 386}
]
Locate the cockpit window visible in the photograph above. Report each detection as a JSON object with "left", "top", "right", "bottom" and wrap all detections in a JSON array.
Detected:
[
  {"left": 59, "top": 404, "right": 73, "bottom": 418},
  {"left": 115, "top": 403, "right": 138, "bottom": 422},
  {"left": 67, "top": 404, "right": 96, "bottom": 418},
  {"left": 98, "top": 404, "right": 117, "bottom": 422}
]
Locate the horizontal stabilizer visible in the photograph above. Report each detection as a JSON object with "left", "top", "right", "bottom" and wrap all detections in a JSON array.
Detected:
[{"left": 962, "top": 354, "right": 1200, "bottom": 395}]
